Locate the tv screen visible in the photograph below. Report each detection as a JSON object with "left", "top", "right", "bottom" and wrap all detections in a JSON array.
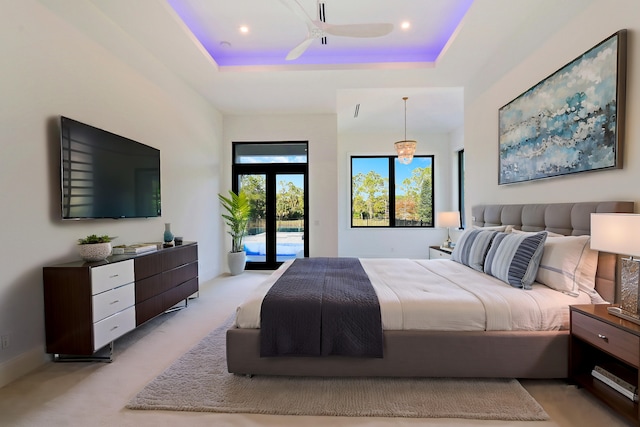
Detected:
[{"left": 60, "top": 116, "right": 161, "bottom": 219}]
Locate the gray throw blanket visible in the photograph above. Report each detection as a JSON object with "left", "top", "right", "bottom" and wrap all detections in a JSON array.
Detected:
[{"left": 260, "top": 257, "right": 383, "bottom": 358}]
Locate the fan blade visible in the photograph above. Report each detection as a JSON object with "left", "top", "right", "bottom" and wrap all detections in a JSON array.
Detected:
[
  {"left": 278, "top": 0, "right": 315, "bottom": 26},
  {"left": 286, "top": 37, "right": 315, "bottom": 60},
  {"left": 324, "top": 23, "right": 393, "bottom": 38}
]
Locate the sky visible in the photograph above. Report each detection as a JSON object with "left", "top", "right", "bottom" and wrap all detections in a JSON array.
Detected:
[
  {"left": 276, "top": 174, "right": 304, "bottom": 191},
  {"left": 351, "top": 156, "right": 433, "bottom": 195}
]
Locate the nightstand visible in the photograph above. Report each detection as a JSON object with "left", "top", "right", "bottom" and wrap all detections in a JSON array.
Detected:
[
  {"left": 429, "top": 245, "right": 452, "bottom": 260},
  {"left": 569, "top": 304, "right": 640, "bottom": 425}
]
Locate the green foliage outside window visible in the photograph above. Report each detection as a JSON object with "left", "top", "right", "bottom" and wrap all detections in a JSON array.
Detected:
[{"left": 351, "top": 156, "right": 434, "bottom": 227}]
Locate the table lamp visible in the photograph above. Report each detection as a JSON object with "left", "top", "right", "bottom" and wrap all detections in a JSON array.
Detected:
[
  {"left": 591, "top": 213, "right": 640, "bottom": 325},
  {"left": 437, "top": 211, "right": 461, "bottom": 249}
]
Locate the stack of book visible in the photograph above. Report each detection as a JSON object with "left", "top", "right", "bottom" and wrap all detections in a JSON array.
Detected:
[
  {"left": 591, "top": 364, "right": 638, "bottom": 402},
  {"left": 112, "top": 244, "right": 158, "bottom": 255}
]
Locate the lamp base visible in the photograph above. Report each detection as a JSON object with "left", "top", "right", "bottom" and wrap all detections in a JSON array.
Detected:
[{"left": 607, "top": 306, "right": 640, "bottom": 326}]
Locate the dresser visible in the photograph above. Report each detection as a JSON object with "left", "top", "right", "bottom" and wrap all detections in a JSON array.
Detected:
[
  {"left": 569, "top": 304, "right": 640, "bottom": 425},
  {"left": 43, "top": 242, "right": 198, "bottom": 360}
]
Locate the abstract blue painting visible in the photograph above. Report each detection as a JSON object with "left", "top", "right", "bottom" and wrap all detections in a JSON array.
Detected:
[{"left": 499, "top": 30, "right": 626, "bottom": 185}]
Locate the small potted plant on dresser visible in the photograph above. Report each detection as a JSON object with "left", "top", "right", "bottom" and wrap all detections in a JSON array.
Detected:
[
  {"left": 77, "top": 234, "right": 113, "bottom": 262},
  {"left": 218, "top": 190, "right": 250, "bottom": 275}
]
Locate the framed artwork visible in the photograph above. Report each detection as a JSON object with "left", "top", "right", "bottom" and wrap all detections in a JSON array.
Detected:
[{"left": 498, "top": 30, "right": 627, "bottom": 185}]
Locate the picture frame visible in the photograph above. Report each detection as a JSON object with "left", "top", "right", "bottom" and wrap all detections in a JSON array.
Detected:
[{"left": 498, "top": 30, "right": 627, "bottom": 185}]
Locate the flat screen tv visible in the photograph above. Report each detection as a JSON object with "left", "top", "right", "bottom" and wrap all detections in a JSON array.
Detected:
[{"left": 60, "top": 116, "right": 161, "bottom": 219}]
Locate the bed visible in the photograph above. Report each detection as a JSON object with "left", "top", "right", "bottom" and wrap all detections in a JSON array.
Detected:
[{"left": 226, "top": 201, "right": 634, "bottom": 378}]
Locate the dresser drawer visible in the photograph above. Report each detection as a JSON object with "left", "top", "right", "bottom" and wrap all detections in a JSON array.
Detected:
[
  {"left": 162, "top": 262, "right": 198, "bottom": 291},
  {"left": 162, "top": 244, "right": 197, "bottom": 270},
  {"left": 572, "top": 311, "right": 639, "bottom": 367},
  {"left": 92, "top": 283, "right": 135, "bottom": 323},
  {"left": 91, "top": 260, "right": 134, "bottom": 295},
  {"left": 93, "top": 306, "right": 136, "bottom": 351}
]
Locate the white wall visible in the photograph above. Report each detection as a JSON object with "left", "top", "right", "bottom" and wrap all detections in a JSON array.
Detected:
[
  {"left": 0, "top": 1, "right": 223, "bottom": 387},
  {"left": 338, "top": 131, "right": 455, "bottom": 258},
  {"left": 223, "top": 114, "right": 339, "bottom": 258},
  {"left": 464, "top": 0, "right": 640, "bottom": 222}
]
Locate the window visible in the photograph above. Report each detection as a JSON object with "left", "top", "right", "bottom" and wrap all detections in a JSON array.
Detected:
[
  {"left": 234, "top": 142, "right": 307, "bottom": 164},
  {"left": 457, "top": 149, "right": 465, "bottom": 228},
  {"left": 351, "top": 156, "right": 434, "bottom": 227}
]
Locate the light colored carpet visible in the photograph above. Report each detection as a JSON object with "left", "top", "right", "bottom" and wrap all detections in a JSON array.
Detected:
[{"left": 127, "top": 317, "right": 549, "bottom": 421}]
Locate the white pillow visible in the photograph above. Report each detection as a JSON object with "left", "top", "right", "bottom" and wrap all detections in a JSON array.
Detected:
[{"left": 535, "top": 235, "right": 599, "bottom": 297}]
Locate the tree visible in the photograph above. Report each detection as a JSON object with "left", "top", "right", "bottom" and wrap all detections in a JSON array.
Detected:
[
  {"left": 395, "top": 195, "right": 416, "bottom": 221},
  {"left": 276, "top": 181, "right": 304, "bottom": 220},
  {"left": 240, "top": 175, "right": 266, "bottom": 220},
  {"left": 396, "top": 166, "right": 432, "bottom": 223},
  {"left": 352, "top": 194, "right": 367, "bottom": 220},
  {"left": 418, "top": 174, "right": 433, "bottom": 224},
  {"left": 354, "top": 171, "right": 387, "bottom": 220}
]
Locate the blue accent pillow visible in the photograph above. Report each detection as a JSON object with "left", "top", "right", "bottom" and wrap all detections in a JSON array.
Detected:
[
  {"left": 484, "top": 231, "right": 548, "bottom": 289},
  {"left": 451, "top": 229, "right": 498, "bottom": 272}
]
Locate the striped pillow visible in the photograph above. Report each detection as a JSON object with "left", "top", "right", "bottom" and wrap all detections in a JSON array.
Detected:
[
  {"left": 484, "top": 231, "right": 548, "bottom": 289},
  {"left": 451, "top": 229, "right": 498, "bottom": 271}
]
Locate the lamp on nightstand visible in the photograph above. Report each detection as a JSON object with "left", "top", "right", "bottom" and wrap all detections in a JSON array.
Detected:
[
  {"left": 437, "top": 211, "right": 461, "bottom": 249},
  {"left": 591, "top": 213, "right": 640, "bottom": 325}
]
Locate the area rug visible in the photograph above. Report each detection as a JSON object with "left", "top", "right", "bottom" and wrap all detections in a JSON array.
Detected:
[{"left": 127, "top": 317, "right": 549, "bottom": 421}]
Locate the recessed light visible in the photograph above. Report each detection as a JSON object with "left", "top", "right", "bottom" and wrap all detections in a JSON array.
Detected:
[
  {"left": 401, "top": 21, "right": 411, "bottom": 30},
  {"left": 239, "top": 25, "right": 249, "bottom": 34}
]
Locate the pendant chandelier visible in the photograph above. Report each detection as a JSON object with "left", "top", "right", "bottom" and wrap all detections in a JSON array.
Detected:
[{"left": 394, "top": 96, "right": 417, "bottom": 165}]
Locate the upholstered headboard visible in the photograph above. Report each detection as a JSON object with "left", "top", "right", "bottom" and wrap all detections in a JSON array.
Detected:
[{"left": 471, "top": 201, "right": 634, "bottom": 303}]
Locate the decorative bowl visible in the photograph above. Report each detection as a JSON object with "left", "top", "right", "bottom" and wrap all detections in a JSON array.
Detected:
[{"left": 78, "top": 242, "right": 112, "bottom": 262}]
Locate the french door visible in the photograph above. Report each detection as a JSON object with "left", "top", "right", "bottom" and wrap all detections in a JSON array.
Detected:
[{"left": 232, "top": 143, "right": 308, "bottom": 270}]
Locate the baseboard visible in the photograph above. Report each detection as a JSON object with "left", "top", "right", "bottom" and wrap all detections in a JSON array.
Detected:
[{"left": 0, "top": 346, "right": 48, "bottom": 389}]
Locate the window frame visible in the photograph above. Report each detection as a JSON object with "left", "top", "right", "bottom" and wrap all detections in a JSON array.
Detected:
[
  {"left": 457, "top": 149, "right": 465, "bottom": 229},
  {"left": 231, "top": 141, "right": 309, "bottom": 269},
  {"left": 350, "top": 155, "right": 435, "bottom": 228}
]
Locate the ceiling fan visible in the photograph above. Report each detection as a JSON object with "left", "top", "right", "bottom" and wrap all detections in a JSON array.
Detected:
[{"left": 278, "top": 0, "right": 394, "bottom": 60}]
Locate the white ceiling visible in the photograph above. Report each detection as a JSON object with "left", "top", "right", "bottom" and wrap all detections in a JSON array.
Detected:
[
  {"left": 166, "top": 0, "right": 473, "bottom": 67},
  {"left": 41, "top": 0, "right": 593, "bottom": 136}
]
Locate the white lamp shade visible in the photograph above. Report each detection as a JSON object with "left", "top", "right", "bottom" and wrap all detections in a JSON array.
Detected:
[
  {"left": 437, "top": 211, "right": 460, "bottom": 228},
  {"left": 591, "top": 213, "right": 640, "bottom": 257}
]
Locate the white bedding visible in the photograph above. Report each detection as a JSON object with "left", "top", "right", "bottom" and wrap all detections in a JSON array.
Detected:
[{"left": 234, "top": 258, "right": 592, "bottom": 331}]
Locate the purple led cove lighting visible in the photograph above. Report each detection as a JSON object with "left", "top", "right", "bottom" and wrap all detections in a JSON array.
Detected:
[{"left": 168, "top": 0, "right": 473, "bottom": 67}]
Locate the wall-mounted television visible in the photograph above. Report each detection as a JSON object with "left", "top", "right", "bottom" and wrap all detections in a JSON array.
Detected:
[{"left": 60, "top": 116, "right": 161, "bottom": 220}]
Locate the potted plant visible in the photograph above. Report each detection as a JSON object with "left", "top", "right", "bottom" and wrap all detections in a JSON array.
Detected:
[
  {"left": 77, "top": 234, "right": 113, "bottom": 262},
  {"left": 218, "top": 190, "right": 251, "bottom": 275}
]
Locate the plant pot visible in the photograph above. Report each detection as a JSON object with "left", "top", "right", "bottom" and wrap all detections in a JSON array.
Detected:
[
  {"left": 227, "top": 251, "right": 246, "bottom": 276},
  {"left": 78, "top": 242, "right": 112, "bottom": 262}
]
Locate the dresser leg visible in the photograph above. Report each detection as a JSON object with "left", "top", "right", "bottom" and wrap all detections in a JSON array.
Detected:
[
  {"left": 164, "top": 299, "right": 189, "bottom": 313},
  {"left": 52, "top": 341, "right": 114, "bottom": 363}
]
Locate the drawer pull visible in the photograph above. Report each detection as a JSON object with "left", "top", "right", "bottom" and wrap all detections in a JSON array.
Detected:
[
  {"left": 109, "top": 274, "right": 119, "bottom": 278},
  {"left": 110, "top": 325, "right": 119, "bottom": 332},
  {"left": 110, "top": 300, "right": 120, "bottom": 305},
  {"left": 597, "top": 333, "right": 608, "bottom": 342}
]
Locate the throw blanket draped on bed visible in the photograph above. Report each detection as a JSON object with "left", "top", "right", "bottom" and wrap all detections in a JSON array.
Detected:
[{"left": 260, "top": 257, "right": 383, "bottom": 358}]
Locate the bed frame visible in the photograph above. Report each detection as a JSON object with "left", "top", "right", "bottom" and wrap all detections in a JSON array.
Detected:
[{"left": 226, "top": 201, "right": 634, "bottom": 378}]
